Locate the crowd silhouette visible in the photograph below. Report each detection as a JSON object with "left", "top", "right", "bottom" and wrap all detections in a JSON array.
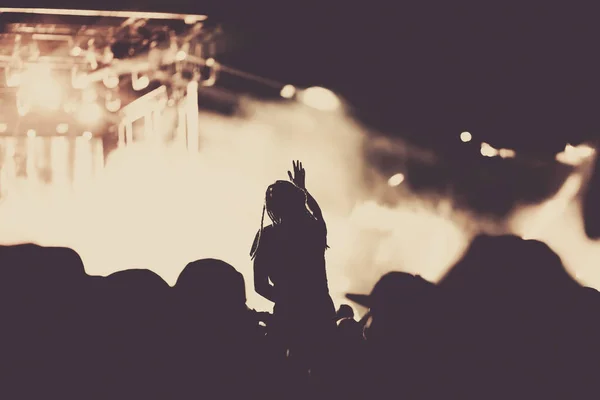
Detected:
[{"left": 0, "top": 160, "right": 599, "bottom": 400}]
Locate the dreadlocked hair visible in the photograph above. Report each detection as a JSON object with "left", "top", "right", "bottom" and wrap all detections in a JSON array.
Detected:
[
  {"left": 250, "top": 204, "right": 266, "bottom": 260},
  {"left": 250, "top": 181, "right": 329, "bottom": 260}
]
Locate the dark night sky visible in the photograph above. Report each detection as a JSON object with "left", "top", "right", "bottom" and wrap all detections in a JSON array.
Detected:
[{"left": 3, "top": 2, "right": 600, "bottom": 156}]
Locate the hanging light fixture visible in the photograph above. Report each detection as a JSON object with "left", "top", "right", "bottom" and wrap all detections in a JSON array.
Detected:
[
  {"left": 103, "top": 70, "right": 120, "bottom": 89},
  {"left": 132, "top": 71, "right": 150, "bottom": 91},
  {"left": 105, "top": 91, "right": 122, "bottom": 112}
]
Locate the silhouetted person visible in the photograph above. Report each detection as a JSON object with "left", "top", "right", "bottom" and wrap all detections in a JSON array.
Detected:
[
  {"left": 346, "top": 272, "right": 441, "bottom": 399},
  {"left": 439, "top": 234, "right": 592, "bottom": 400},
  {"left": 173, "top": 258, "right": 266, "bottom": 399},
  {"left": 250, "top": 161, "right": 336, "bottom": 385},
  {"left": 0, "top": 244, "right": 89, "bottom": 398},
  {"left": 93, "top": 269, "right": 171, "bottom": 400}
]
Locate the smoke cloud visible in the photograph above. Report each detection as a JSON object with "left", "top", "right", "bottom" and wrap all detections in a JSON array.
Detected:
[{"left": 0, "top": 98, "right": 596, "bottom": 312}]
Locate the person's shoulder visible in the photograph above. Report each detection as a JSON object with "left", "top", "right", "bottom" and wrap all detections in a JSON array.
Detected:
[
  {"left": 254, "top": 224, "right": 274, "bottom": 238},
  {"left": 251, "top": 224, "right": 275, "bottom": 255}
]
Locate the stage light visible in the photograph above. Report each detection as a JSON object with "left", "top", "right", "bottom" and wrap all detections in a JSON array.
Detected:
[
  {"left": 388, "top": 173, "right": 405, "bottom": 187},
  {"left": 71, "top": 46, "right": 83, "bottom": 57},
  {"left": 103, "top": 73, "right": 119, "bottom": 89},
  {"left": 556, "top": 143, "right": 596, "bottom": 165},
  {"left": 132, "top": 72, "right": 150, "bottom": 91},
  {"left": 499, "top": 148, "right": 516, "bottom": 159},
  {"left": 480, "top": 142, "right": 498, "bottom": 157},
  {"left": 27, "top": 129, "right": 36, "bottom": 138},
  {"left": 460, "top": 131, "right": 472, "bottom": 142},
  {"left": 86, "top": 47, "right": 98, "bottom": 70},
  {"left": 280, "top": 85, "right": 296, "bottom": 99},
  {"left": 105, "top": 96, "right": 122, "bottom": 112},
  {"left": 102, "top": 47, "right": 114, "bottom": 64},
  {"left": 184, "top": 15, "right": 202, "bottom": 24},
  {"left": 205, "top": 58, "right": 216, "bottom": 67},
  {"left": 300, "top": 87, "right": 341, "bottom": 111},
  {"left": 175, "top": 50, "right": 187, "bottom": 61},
  {"left": 0, "top": 123, "right": 7, "bottom": 133},
  {"left": 56, "top": 123, "right": 69, "bottom": 134},
  {"left": 82, "top": 131, "right": 93, "bottom": 140},
  {"left": 76, "top": 103, "right": 103, "bottom": 125}
]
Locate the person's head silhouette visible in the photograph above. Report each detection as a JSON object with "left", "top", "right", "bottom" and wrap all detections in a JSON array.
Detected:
[
  {"left": 175, "top": 258, "right": 247, "bottom": 313},
  {"left": 250, "top": 161, "right": 328, "bottom": 261},
  {"left": 346, "top": 272, "right": 437, "bottom": 341},
  {"left": 264, "top": 180, "right": 308, "bottom": 225}
]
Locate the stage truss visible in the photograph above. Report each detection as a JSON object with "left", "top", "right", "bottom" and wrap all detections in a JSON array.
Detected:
[{"left": 0, "top": 7, "right": 289, "bottom": 195}]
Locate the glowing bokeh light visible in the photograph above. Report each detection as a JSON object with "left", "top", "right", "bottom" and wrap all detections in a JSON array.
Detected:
[
  {"left": 105, "top": 97, "right": 122, "bottom": 112},
  {"left": 480, "top": 142, "right": 498, "bottom": 157},
  {"left": 82, "top": 131, "right": 93, "bottom": 140},
  {"left": 26, "top": 129, "right": 36, "bottom": 138},
  {"left": 280, "top": 84, "right": 296, "bottom": 99},
  {"left": 103, "top": 74, "right": 120, "bottom": 89},
  {"left": 175, "top": 50, "right": 187, "bottom": 61},
  {"left": 498, "top": 148, "right": 516, "bottom": 159},
  {"left": 71, "top": 46, "right": 83, "bottom": 56},
  {"left": 460, "top": 131, "right": 472, "bottom": 142},
  {"left": 56, "top": 123, "right": 69, "bottom": 134},
  {"left": 556, "top": 143, "right": 596, "bottom": 166},
  {"left": 0, "top": 123, "right": 7, "bottom": 133},
  {"left": 388, "top": 173, "right": 405, "bottom": 187},
  {"left": 132, "top": 75, "right": 150, "bottom": 91},
  {"left": 300, "top": 87, "right": 341, "bottom": 111}
]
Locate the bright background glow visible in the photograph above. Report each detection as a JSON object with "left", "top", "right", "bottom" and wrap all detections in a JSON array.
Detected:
[
  {"left": 0, "top": 99, "right": 597, "bottom": 312},
  {"left": 17, "top": 64, "right": 63, "bottom": 112}
]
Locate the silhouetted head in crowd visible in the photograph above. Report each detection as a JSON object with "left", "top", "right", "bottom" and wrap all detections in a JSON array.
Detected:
[
  {"left": 346, "top": 272, "right": 437, "bottom": 340},
  {"left": 336, "top": 304, "right": 355, "bottom": 321},
  {"left": 0, "top": 244, "right": 86, "bottom": 277},
  {"left": 175, "top": 258, "right": 247, "bottom": 314},
  {"left": 105, "top": 269, "right": 170, "bottom": 312},
  {"left": 0, "top": 244, "right": 88, "bottom": 303},
  {"left": 265, "top": 180, "right": 310, "bottom": 225},
  {"left": 106, "top": 268, "right": 169, "bottom": 293},
  {"left": 440, "top": 234, "right": 580, "bottom": 299}
]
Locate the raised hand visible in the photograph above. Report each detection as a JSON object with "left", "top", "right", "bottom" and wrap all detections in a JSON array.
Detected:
[{"left": 287, "top": 160, "right": 306, "bottom": 189}]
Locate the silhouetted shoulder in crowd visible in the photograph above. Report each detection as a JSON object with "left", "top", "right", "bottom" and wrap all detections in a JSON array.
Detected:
[
  {"left": 439, "top": 234, "right": 597, "bottom": 399},
  {"left": 346, "top": 271, "right": 442, "bottom": 399}
]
